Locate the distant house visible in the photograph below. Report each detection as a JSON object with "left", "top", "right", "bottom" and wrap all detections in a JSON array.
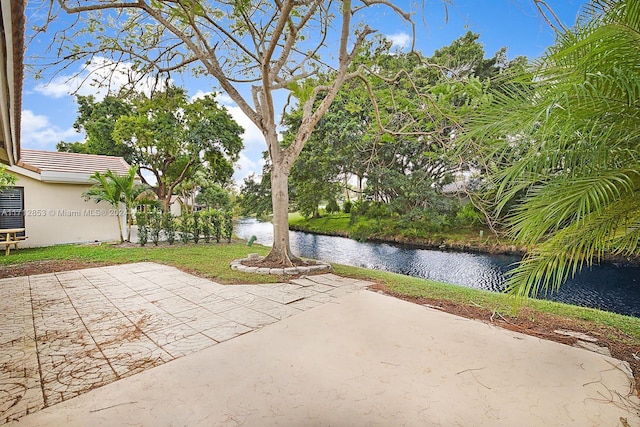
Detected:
[{"left": 2, "top": 150, "right": 131, "bottom": 247}]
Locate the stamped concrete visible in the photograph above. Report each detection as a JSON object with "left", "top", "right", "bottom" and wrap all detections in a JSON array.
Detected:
[
  {"left": 2, "top": 262, "right": 639, "bottom": 426},
  {"left": 0, "top": 263, "right": 370, "bottom": 425},
  {"left": 7, "top": 290, "right": 640, "bottom": 427}
]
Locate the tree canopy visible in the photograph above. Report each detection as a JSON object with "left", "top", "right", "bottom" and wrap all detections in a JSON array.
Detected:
[
  {"left": 113, "top": 87, "right": 243, "bottom": 210},
  {"left": 39, "top": 0, "right": 417, "bottom": 266}
]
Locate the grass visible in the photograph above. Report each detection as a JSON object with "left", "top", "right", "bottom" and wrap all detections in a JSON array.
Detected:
[
  {"left": 289, "top": 212, "right": 506, "bottom": 249},
  {"left": 331, "top": 263, "right": 640, "bottom": 341},
  {"left": 3, "top": 240, "right": 638, "bottom": 342},
  {"left": 0, "top": 241, "right": 279, "bottom": 284}
]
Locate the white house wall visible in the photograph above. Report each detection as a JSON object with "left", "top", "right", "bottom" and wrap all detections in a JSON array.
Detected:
[{"left": 13, "top": 173, "right": 125, "bottom": 248}]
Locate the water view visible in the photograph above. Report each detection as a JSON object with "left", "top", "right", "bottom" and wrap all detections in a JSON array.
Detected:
[{"left": 236, "top": 218, "right": 640, "bottom": 318}]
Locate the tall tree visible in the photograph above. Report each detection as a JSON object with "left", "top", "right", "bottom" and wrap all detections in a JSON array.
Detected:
[
  {"left": 113, "top": 87, "right": 243, "bottom": 211},
  {"left": 39, "top": 0, "right": 416, "bottom": 267},
  {"left": 461, "top": 0, "right": 640, "bottom": 299}
]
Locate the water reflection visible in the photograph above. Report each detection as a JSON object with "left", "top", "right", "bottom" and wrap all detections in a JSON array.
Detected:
[{"left": 236, "top": 218, "right": 640, "bottom": 317}]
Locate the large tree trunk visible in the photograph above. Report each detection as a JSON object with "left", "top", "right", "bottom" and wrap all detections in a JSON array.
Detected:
[{"left": 263, "top": 159, "right": 297, "bottom": 266}]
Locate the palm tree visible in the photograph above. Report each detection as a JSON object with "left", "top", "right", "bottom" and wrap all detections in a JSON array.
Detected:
[
  {"left": 461, "top": 0, "right": 640, "bottom": 299},
  {"left": 84, "top": 166, "right": 156, "bottom": 242}
]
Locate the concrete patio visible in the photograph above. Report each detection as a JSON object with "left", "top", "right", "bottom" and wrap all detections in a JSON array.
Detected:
[{"left": 1, "top": 262, "right": 638, "bottom": 426}]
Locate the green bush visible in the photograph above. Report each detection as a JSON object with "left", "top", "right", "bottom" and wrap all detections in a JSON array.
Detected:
[
  {"left": 456, "top": 203, "right": 484, "bottom": 226},
  {"left": 179, "top": 213, "right": 192, "bottom": 244},
  {"left": 136, "top": 211, "right": 148, "bottom": 246},
  {"left": 201, "top": 211, "right": 212, "bottom": 243},
  {"left": 342, "top": 200, "right": 352, "bottom": 214},
  {"left": 325, "top": 198, "right": 340, "bottom": 214},
  {"left": 162, "top": 212, "right": 176, "bottom": 245},
  {"left": 223, "top": 211, "right": 233, "bottom": 243},
  {"left": 192, "top": 211, "right": 201, "bottom": 244},
  {"left": 149, "top": 209, "right": 162, "bottom": 246}
]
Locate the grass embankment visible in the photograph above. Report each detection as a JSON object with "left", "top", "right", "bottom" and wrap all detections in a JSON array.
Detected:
[
  {"left": 0, "top": 241, "right": 277, "bottom": 285},
  {"left": 288, "top": 212, "right": 524, "bottom": 254},
  {"left": 2, "top": 241, "right": 638, "bottom": 344}
]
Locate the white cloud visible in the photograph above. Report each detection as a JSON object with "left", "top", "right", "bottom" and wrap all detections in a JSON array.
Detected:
[
  {"left": 33, "top": 57, "right": 163, "bottom": 101},
  {"left": 386, "top": 32, "right": 412, "bottom": 50},
  {"left": 21, "top": 109, "right": 82, "bottom": 150},
  {"left": 233, "top": 151, "right": 266, "bottom": 184}
]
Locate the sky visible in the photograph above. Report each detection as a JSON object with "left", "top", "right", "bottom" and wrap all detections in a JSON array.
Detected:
[{"left": 20, "top": 0, "right": 586, "bottom": 186}]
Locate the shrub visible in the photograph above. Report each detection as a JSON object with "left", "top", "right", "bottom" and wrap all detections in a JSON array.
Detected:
[
  {"left": 192, "top": 211, "right": 201, "bottom": 244},
  {"left": 201, "top": 211, "right": 212, "bottom": 243},
  {"left": 456, "top": 202, "right": 484, "bottom": 226},
  {"left": 149, "top": 209, "right": 162, "bottom": 246},
  {"left": 136, "top": 211, "right": 148, "bottom": 246},
  {"left": 342, "top": 200, "right": 352, "bottom": 214},
  {"left": 210, "top": 209, "right": 222, "bottom": 242},
  {"left": 162, "top": 212, "right": 176, "bottom": 245},
  {"left": 179, "top": 213, "right": 192, "bottom": 244},
  {"left": 223, "top": 211, "right": 233, "bottom": 243},
  {"left": 325, "top": 198, "right": 340, "bottom": 214}
]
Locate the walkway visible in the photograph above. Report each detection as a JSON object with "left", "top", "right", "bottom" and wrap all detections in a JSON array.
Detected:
[{"left": 1, "top": 262, "right": 638, "bottom": 426}]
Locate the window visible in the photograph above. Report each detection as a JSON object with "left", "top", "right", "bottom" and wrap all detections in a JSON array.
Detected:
[{"left": 0, "top": 187, "right": 25, "bottom": 236}]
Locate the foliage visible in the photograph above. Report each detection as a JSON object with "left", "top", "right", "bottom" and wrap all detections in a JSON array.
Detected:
[
  {"left": 179, "top": 213, "right": 192, "bottom": 244},
  {"left": 282, "top": 33, "right": 516, "bottom": 224},
  {"left": 149, "top": 209, "right": 163, "bottom": 246},
  {"left": 135, "top": 211, "right": 148, "bottom": 246},
  {"left": 162, "top": 212, "right": 176, "bottom": 245},
  {"left": 456, "top": 203, "right": 484, "bottom": 226},
  {"left": 210, "top": 209, "right": 223, "bottom": 243},
  {"left": 192, "top": 211, "right": 201, "bottom": 244},
  {"left": 0, "top": 165, "right": 16, "bottom": 191},
  {"left": 195, "top": 183, "right": 233, "bottom": 211},
  {"left": 325, "top": 199, "right": 340, "bottom": 215},
  {"left": 83, "top": 166, "right": 152, "bottom": 243},
  {"left": 57, "top": 94, "right": 134, "bottom": 163},
  {"left": 343, "top": 200, "right": 352, "bottom": 214},
  {"left": 223, "top": 211, "right": 234, "bottom": 243},
  {"left": 39, "top": 0, "right": 418, "bottom": 266},
  {"left": 201, "top": 211, "right": 212, "bottom": 243},
  {"left": 113, "top": 86, "right": 243, "bottom": 210},
  {"left": 238, "top": 172, "right": 272, "bottom": 218},
  {"left": 460, "top": 0, "right": 640, "bottom": 299}
]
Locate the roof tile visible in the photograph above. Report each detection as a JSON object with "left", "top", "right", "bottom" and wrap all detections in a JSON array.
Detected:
[{"left": 19, "top": 150, "right": 131, "bottom": 176}]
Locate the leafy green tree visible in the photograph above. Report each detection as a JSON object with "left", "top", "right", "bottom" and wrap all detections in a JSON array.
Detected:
[
  {"left": 113, "top": 87, "right": 243, "bottom": 211},
  {"left": 461, "top": 0, "right": 640, "bottom": 299},
  {"left": 284, "top": 34, "right": 507, "bottom": 222},
  {"left": 195, "top": 183, "right": 232, "bottom": 211},
  {"left": 41, "top": 0, "right": 417, "bottom": 267},
  {"left": 238, "top": 172, "right": 272, "bottom": 218},
  {"left": 57, "top": 94, "right": 134, "bottom": 162}
]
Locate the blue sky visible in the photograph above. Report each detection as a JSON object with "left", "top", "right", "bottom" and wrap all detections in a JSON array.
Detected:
[{"left": 21, "top": 0, "right": 585, "bottom": 185}]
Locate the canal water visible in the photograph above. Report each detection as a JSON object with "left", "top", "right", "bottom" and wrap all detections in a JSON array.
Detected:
[{"left": 235, "top": 218, "right": 640, "bottom": 317}]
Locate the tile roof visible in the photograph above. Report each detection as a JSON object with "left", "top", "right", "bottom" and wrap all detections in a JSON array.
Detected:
[{"left": 18, "top": 149, "right": 131, "bottom": 176}]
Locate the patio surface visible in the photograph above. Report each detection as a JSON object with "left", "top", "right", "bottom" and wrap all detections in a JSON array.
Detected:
[{"left": 1, "top": 262, "right": 639, "bottom": 426}]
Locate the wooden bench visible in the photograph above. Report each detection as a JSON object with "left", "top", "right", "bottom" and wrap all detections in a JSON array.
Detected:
[{"left": 0, "top": 228, "right": 26, "bottom": 255}]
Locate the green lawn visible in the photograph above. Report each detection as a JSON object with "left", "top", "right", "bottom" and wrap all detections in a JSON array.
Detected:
[
  {"left": 288, "top": 212, "right": 508, "bottom": 250},
  {"left": 2, "top": 241, "right": 638, "bottom": 342}
]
